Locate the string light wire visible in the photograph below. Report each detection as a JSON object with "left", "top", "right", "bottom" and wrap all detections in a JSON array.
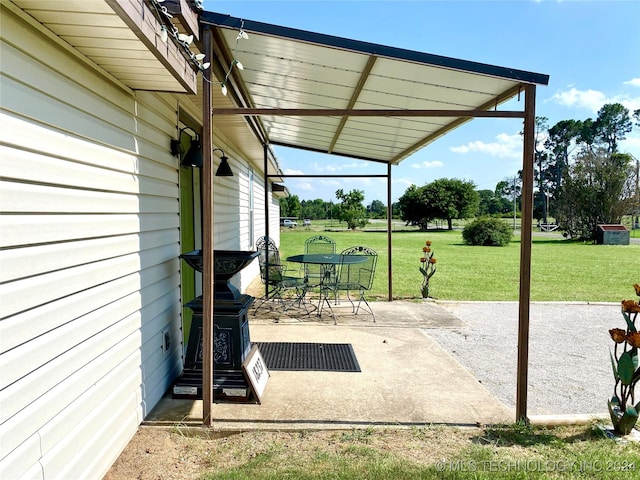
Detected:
[
  {"left": 201, "top": 20, "right": 249, "bottom": 96},
  {"left": 148, "top": 0, "right": 210, "bottom": 72},
  {"left": 148, "top": 1, "right": 247, "bottom": 88}
]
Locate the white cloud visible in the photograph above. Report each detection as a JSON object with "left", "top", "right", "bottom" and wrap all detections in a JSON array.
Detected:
[
  {"left": 320, "top": 178, "right": 342, "bottom": 188},
  {"left": 548, "top": 87, "right": 607, "bottom": 113},
  {"left": 291, "top": 181, "right": 313, "bottom": 192},
  {"left": 283, "top": 168, "right": 305, "bottom": 175},
  {"left": 410, "top": 160, "right": 444, "bottom": 169},
  {"left": 311, "top": 161, "right": 366, "bottom": 173},
  {"left": 450, "top": 132, "right": 522, "bottom": 159},
  {"left": 394, "top": 178, "right": 416, "bottom": 189},
  {"left": 548, "top": 85, "right": 640, "bottom": 114}
]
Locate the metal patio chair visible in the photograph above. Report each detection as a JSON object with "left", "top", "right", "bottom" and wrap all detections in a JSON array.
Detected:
[
  {"left": 332, "top": 246, "right": 378, "bottom": 321},
  {"left": 253, "top": 236, "right": 308, "bottom": 316},
  {"left": 303, "top": 235, "right": 336, "bottom": 287}
]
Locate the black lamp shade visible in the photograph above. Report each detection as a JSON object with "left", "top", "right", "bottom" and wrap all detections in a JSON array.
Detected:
[
  {"left": 182, "top": 139, "right": 202, "bottom": 168},
  {"left": 215, "top": 155, "right": 234, "bottom": 176}
]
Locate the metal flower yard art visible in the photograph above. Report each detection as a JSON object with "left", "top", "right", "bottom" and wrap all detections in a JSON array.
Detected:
[
  {"left": 419, "top": 240, "right": 437, "bottom": 299},
  {"left": 608, "top": 283, "right": 640, "bottom": 435}
]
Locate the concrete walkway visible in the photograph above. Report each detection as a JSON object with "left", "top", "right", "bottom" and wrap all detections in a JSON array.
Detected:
[{"left": 145, "top": 301, "right": 513, "bottom": 429}]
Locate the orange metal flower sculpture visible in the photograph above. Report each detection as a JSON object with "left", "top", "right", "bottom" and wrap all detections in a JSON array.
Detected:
[
  {"left": 419, "top": 240, "right": 437, "bottom": 298},
  {"left": 609, "top": 328, "right": 627, "bottom": 344},
  {"left": 608, "top": 284, "right": 640, "bottom": 435}
]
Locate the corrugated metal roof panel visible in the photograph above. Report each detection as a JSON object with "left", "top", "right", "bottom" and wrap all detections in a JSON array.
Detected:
[{"left": 202, "top": 11, "right": 549, "bottom": 164}]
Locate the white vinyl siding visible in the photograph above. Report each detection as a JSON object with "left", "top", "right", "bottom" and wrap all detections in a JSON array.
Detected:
[
  {"left": 211, "top": 149, "right": 259, "bottom": 291},
  {"left": 1, "top": 9, "right": 182, "bottom": 480}
]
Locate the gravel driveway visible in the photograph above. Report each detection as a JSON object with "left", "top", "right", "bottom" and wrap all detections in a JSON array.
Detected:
[{"left": 426, "top": 301, "right": 624, "bottom": 417}]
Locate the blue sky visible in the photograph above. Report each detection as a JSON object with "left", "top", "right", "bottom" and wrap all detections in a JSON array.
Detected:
[{"left": 205, "top": 0, "right": 640, "bottom": 203}]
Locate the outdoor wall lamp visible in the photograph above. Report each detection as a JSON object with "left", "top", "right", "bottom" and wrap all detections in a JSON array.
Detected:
[
  {"left": 171, "top": 126, "right": 202, "bottom": 168},
  {"left": 214, "top": 148, "right": 234, "bottom": 177},
  {"left": 182, "top": 136, "right": 202, "bottom": 168}
]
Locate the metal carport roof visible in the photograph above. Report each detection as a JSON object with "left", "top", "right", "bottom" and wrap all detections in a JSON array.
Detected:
[
  {"left": 201, "top": 11, "right": 548, "bottom": 164},
  {"left": 196, "top": 11, "right": 549, "bottom": 428}
]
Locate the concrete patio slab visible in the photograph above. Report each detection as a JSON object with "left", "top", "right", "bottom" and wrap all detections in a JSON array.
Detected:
[{"left": 144, "top": 301, "right": 513, "bottom": 430}]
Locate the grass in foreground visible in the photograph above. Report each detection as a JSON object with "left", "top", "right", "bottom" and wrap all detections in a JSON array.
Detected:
[
  {"left": 112, "top": 423, "right": 639, "bottom": 480},
  {"left": 278, "top": 229, "right": 639, "bottom": 302}
]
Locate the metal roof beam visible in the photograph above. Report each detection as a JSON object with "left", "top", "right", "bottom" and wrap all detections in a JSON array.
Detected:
[
  {"left": 390, "top": 84, "right": 528, "bottom": 163},
  {"left": 328, "top": 55, "right": 378, "bottom": 153},
  {"left": 211, "top": 108, "right": 526, "bottom": 118}
]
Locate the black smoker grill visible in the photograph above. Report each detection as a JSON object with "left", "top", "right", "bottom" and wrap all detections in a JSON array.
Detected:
[{"left": 172, "top": 250, "right": 258, "bottom": 401}]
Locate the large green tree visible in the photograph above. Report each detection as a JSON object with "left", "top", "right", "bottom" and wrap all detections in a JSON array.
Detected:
[
  {"left": 477, "top": 189, "right": 511, "bottom": 215},
  {"left": 280, "top": 194, "right": 301, "bottom": 218},
  {"left": 423, "top": 178, "right": 479, "bottom": 230},
  {"left": 536, "top": 102, "right": 636, "bottom": 236},
  {"left": 543, "top": 118, "right": 582, "bottom": 216},
  {"left": 398, "top": 179, "right": 478, "bottom": 230},
  {"left": 335, "top": 189, "right": 368, "bottom": 230},
  {"left": 593, "top": 103, "right": 633, "bottom": 154},
  {"left": 300, "top": 198, "right": 332, "bottom": 220},
  {"left": 398, "top": 184, "right": 428, "bottom": 228},
  {"left": 367, "top": 199, "right": 387, "bottom": 218},
  {"left": 556, "top": 148, "right": 635, "bottom": 239}
]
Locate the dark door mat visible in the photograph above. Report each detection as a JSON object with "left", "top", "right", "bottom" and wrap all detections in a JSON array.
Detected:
[{"left": 255, "top": 342, "right": 361, "bottom": 372}]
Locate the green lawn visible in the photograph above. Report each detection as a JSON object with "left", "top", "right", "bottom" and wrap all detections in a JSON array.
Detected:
[
  {"left": 278, "top": 228, "right": 639, "bottom": 302},
  {"left": 197, "top": 423, "right": 640, "bottom": 480}
]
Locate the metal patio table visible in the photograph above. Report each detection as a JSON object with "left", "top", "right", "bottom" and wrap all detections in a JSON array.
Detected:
[{"left": 286, "top": 253, "right": 367, "bottom": 322}]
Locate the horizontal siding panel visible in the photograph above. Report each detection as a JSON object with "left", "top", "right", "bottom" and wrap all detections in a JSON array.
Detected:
[
  {"left": 3, "top": 86, "right": 178, "bottom": 181},
  {"left": 57, "top": 405, "right": 139, "bottom": 480},
  {"left": 0, "top": 112, "right": 140, "bottom": 174},
  {"left": 1, "top": 273, "right": 179, "bottom": 412},
  {"left": 1, "top": 41, "right": 135, "bottom": 131},
  {"left": 0, "top": 146, "right": 178, "bottom": 198},
  {"left": 0, "top": 263, "right": 175, "bottom": 353},
  {"left": 135, "top": 90, "right": 178, "bottom": 128},
  {"left": 48, "top": 406, "right": 139, "bottom": 480},
  {"left": 142, "top": 359, "right": 181, "bottom": 417},
  {"left": 0, "top": 230, "right": 178, "bottom": 283},
  {"left": 1, "top": 75, "right": 139, "bottom": 152},
  {"left": 40, "top": 371, "right": 141, "bottom": 478},
  {"left": 1, "top": 10, "right": 188, "bottom": 478},
  {"left": 1, "top": 293, "right": 143, "bottom": 391},
  {"left": 1, "top": 245, "right": 179, "bottom": 318},
  {"left": 140, "top": 302, "right": 182, "bottom": 363},
  {"left": 135, "top": 120, "right": 181, "bottom": 157},
  {"left": 0, "top": 275, "right": 138, "bottom": 354},
  {"left": 2, "top": 253, "right": 147, "bottom": 318},
  {"left": 37, "top": 353, "right": 142, "bottom": 454},
  {"left": 1, "top": 180, "right": 177, "bottom": 214},
  {"left": 0, "top": 432, "right": 43, "bottom": 480},
  {"left": 1, "top": 112, "right": 180, "bottom": 183},
  {"left": 139, "top": 295, "right": 182, "bottom": 365},
  {"left": 138, "top": 283, "right": 181, "bottom": 333},
  {"left": 0, "top": 213, "right": 179, "bottom": 247},
  {"left": 76, "top": 408, "right": 140, "bottom": 480},
  {"left": 0, "top": 309, "right": 142, "bottom": 425},
  {"left": 0, "top": 325, "right": 143, "bottom": 459}
]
